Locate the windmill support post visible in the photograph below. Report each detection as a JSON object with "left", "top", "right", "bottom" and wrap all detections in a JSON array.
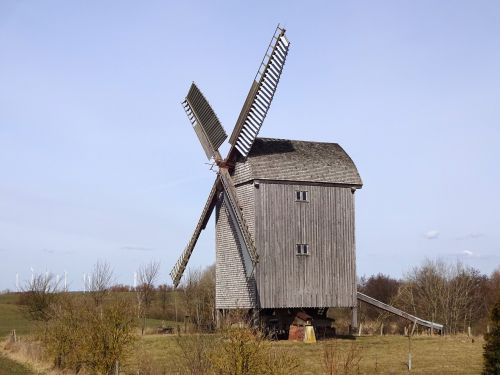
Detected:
[{"left": 351, "top": 306, "right": 358, "bottom": 335}]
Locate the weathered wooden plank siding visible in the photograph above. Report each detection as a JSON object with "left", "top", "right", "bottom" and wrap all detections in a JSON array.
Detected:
[{"left": 255, "top": 182, "right": 356, "bottom": 308}]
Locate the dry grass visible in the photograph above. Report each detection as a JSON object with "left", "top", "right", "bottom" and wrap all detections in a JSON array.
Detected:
[
  {"left": 125, "top": 334, "right": 483, "bottom": 375},
  {"left": 2, "top": 331, "right": 484, "bottom": 374}
]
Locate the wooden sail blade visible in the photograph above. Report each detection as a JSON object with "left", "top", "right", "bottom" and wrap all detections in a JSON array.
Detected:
[
  {"left": 170, "top": 178, "right": 219, "bottom": 287},
  {"left": 219, "top": 168, "right": 258, "bottom": 265},
  {"left": 229, "top": 25, "right": 290, "bottom": 158},
  {"left": 183, "top": 83, "right": 227, "bottom": 160}
]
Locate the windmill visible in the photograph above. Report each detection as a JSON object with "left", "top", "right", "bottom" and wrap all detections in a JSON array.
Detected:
[
  {"left": 169, "top": 25, "right": 446, "bottom": 337},
  {"left": 170, "top": 25, "right": 359, "bottom": 333}
]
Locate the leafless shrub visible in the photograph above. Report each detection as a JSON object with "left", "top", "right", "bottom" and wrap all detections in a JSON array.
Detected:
[
  {"left": 20, "top": 273, "right": 61, "bottom": 322},
  {"left": 174, "top": 325, "right": 303, "bottom": 375},
  {"left": 39, "top": 294, "right": 137, "bottom": 373},
  {"left": 88, "top": 261, "right": 113, "bottom": 306},
  {"left": 209, "top": 327, "right": 267, "bottom": 375},
  {"left": 81, "top": 296, "right": 137, "bottom": 374},
  {"left": 323, "top": 340, "right": 362, "bottom": 375},
  {"left": 175, "top": 333, "right": 214, "bottom": 375},
  {"left": 42, "top": 294, "right": 83, "bottom": 369},
  {"left": 261, "top": 348, "right": 302, "bottom": 375},
  {"left": 182, "top": 266, "right": 216, "bottom": 332},
  {"left": 394, "top": 259, "right": 487, "bottom": 333}
]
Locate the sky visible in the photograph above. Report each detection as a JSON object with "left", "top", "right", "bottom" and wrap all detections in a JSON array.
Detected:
[{"left": 1, "top": 0, "right": 499, "bottom": 291}]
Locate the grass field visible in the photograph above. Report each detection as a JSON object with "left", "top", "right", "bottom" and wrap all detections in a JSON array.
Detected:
[
  {"left": 0, "top": 301, "right": 33, "bottom": 337},
  {"left": 125, "top": 334, "right": 484, "bottom": 375},
  {"left": 0, "top": 293, "right": 486, "bottom": 374},
  {"left": 1, "top": 333, "right": 485, "bottom": 374}
]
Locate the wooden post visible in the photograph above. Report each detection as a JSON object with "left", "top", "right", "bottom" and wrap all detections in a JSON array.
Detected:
[
  {"left": 380, "top": 322, "right": 384, "bottom": 336},
  {"left": 114, "top": 360, "right": 119, "bottom": 375},
  {"left": 216, "top": 309, "right": 222, "bottom": 330},
  {"left": 468, "top": 326, "right": 471, "bottom": 338},
  {"left": 351, "top": 306, "right": 358, "bottom": 335},
  {"left": 358, "top": 323, "right": 362, "bottom": 336},
  {"left": 408, "top": 333, "right": 412, "bottom": 371},
  {"left": 404, "top": 326, "right": 408, "bottom": 336}
]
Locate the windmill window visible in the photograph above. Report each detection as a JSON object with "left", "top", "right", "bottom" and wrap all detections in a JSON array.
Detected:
[
  {"left": 296, "top": 244, "right": 309, "bottom": 256},
  {"left": 296, "top": 191, "right": 308, "bottom": 202}
]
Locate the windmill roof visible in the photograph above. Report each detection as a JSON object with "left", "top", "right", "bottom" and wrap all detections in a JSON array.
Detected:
[{"left": 232, "top": 138, "right": 363, "bottom": 187}]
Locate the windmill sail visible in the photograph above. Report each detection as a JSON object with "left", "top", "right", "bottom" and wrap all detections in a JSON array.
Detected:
[
  {"left": 183, "top": 83, "right": 227, "bottom": 160},
  {"left": 219, "top": 169, "right": 258, "bottom": 265},
  {"left": 170, "top": 179, "right": 219, "bottom": 287},
  {"left": 229, "top": 25, "right": 290, "bottom": 157}
]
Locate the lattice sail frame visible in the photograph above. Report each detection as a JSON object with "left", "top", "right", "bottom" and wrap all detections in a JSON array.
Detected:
[
  {"left": 229, "top": 25, "right": 290, "bottom": 157},
  {"left": 171, "top": 26, "right": 290, "bottom": 287},
  {"left": 182, "top": 83, "right": 227, "bottom": 160}
]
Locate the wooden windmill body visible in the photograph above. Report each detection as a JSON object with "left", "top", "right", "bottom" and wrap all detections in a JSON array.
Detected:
[{"left": 170, "top": 26, "right": 362, "bottom": 330}]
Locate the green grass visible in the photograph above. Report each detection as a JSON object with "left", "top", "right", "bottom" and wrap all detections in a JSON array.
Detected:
[
  {"left": 0, "top": 304, "right": 33, "bottom": 338},
  {"left": 0, "top": 293, "right": 22, "bottom": 305},
  {"left": 0, "top": 353, "right": 36, "bottom": 375}
]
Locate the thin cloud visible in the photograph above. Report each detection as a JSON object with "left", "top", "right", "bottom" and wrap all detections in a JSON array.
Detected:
[
  {"left": 121, "top": 245, "right": 154, "bottom": 252},
  {"left": 456, "top": 232, "right": 485, "bottom": 240},
  {"left": 446, "top": 249, "right": 482, "bottom": 258},
  {"left": 462, "top": 250, "right": 476, "bottom": 257},
  {"left": 424, "top": 230, "right": 440, "bottom": 240},
  {"left": 41, "top": 248, "right": 74, "bottom": 255}
]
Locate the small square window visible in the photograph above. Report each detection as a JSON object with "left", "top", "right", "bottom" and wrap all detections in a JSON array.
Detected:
[
  {"left": 295, "top": 191, "right": 308, "bottom": 202},
  {"left": 296, "top": 244, "right": 309, "bottom": 256}
]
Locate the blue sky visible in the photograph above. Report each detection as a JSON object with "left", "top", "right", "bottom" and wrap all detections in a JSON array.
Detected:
[{"left": 1, "top": 1, "right": 499, "bottom": 290}]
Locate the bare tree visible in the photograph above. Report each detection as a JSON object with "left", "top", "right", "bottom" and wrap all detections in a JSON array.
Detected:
[
  {"left": 394, "top": 259, "right": 486, "bottom": 333},
  {"left": 157, "top": 284, "right": 171, "bottom": 319},
  {"left": 88, "top": 261, "right": 113, "bottom": 306},
  {"left": 136, "top": 261, "right": 160, "bottom": 334},
  {"left": 20, "top": 272, "right": 61, "bottom": 322},
  {"left": 182, "top": 265, "right": 216, "bottom": 331}
]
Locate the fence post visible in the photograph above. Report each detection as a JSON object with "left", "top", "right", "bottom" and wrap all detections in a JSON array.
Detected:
[
  {"left": 467, "top": 326, "right": 471, "bottom": 338},
  {"left": 115, "top": 360, "right": 119, "bottom": 375}
]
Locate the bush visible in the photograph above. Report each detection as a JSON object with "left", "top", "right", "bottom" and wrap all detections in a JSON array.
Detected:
[
  {"left": 483, "top": 297, "right": 500, "bottom": 375},
  {"left": 41, "top": 294, "right": 137, "bottom": 374},
  {"left": 175, "top": 326, "right": 302, "bottom": 375},
  {"left": 323, "top": 340, "right": 362, "bottom": 375}
]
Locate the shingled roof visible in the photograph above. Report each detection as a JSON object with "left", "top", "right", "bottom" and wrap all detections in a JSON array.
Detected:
[{"left": 232, "top": 138, "right": 363, "bottom": 187}]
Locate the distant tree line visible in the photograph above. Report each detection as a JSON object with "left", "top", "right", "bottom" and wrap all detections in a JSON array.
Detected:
[{"left": 358, "top": 259, "right": 500, "bottom": 335}]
